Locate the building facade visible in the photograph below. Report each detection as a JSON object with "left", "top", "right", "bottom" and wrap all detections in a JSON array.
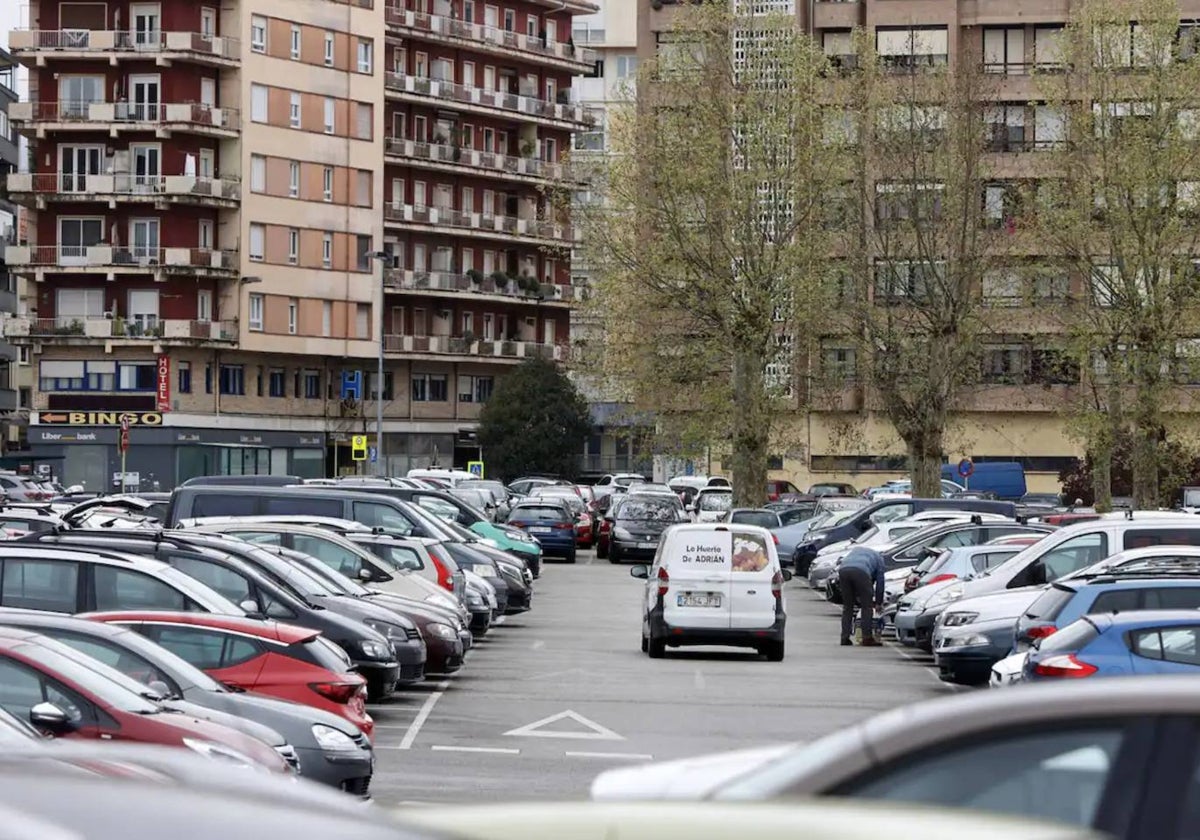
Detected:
[
  {"left": 0, "top": 50, "right": 22, "bottom": 452},
  {"left": 637, "top": 0, "right": 1200, "bottom": 494},
  {"left": 4, "top": 0, "right": 595, "bottom": 491}
]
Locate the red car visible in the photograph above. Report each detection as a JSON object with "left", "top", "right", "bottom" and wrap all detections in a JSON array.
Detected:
[
  {"left": 86, "top": 612, "right": 375, "bottom": 740},
  {"left": 765, "top": 480, "right": 802, "bottom": 501},
  {"left": 0, "top": 628, "right": 289, "bottom": 772}
]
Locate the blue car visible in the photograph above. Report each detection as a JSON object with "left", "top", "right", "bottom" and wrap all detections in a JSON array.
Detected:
[
  {"left": 1016, "top": 576, "right": 1200, "bottom": 652},
  {"left": 506, "top": 501, "right": 578, "bottom": 563},
  {"left": 1024, "top": 610, "right": 1200, "bottom": 681}
]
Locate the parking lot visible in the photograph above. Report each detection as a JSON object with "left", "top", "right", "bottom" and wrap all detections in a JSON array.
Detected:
[{"left": 367, "top": 549, "right": 953, "bottom": 804}]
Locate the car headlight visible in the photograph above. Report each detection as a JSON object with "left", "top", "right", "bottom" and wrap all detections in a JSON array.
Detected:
[
  {"left": 181, "top": 738, "right": 258, "bottom": 769},
  {"left": 942, "top": 634, "right": 989, "bottom": 648},
  {"left": 503, "top": 528, "right": 534, "bottom": 543},
  {"left": 311, "top": 724, "right": 359, "bottom": 752},
  {"left": 426, "top": 622, "right": 457, "bottom": 640},
  {"left": 472, "top": 565, "right": 497, "bottom": 578},
  {"left": 613, "top": 526, "right": 634, "bottom": 540},
  {"left": 357, "top": 639, "right": 393, "bottom": 659},
  {"left": 942, "top": 611, "right": 979, "bottom": 627},
  {"left": 465, "top": 591, "right": 484, "bottom": 606},
  {"left": 363, "top": 620, "right": 407, "bottom": 641},
  {"left": 925, "top": 584, "right": 965, "bottom": 609}
]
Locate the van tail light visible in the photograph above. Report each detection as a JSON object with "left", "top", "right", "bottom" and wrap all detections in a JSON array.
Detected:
[
  {"left": 925, "top": 574, "right": 959, "bottom": 585},
  {"left": 771, "top": 570, "right": 784, "bottom": 603},
  {"left": 656, "top": 566, "right": 669, "bottom": 597},
  {"left": 309, "top": 681, "right": 362, "bottom": 704},
  {"left": 1026, "top": 624, "right": 1058, "bottom": 640},
  {"left": 1033, "top": 654, "right": 1097, "bottom": 679}
]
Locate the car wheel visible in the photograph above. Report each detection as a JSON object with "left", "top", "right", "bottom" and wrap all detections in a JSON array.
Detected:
[
  {"left": 647, "top": 637, "right": 666, "bottom": 658},
  {"left": 762, "top": 640, "right": 785, "bottom": 662},
  {"left": 565, "top": 550, "right": 577, "bottom": 564}
]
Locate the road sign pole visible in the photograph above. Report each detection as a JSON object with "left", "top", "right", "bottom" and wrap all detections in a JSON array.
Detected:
[{"left": 120, "top": 448, "right": 127, "bottom": 495}]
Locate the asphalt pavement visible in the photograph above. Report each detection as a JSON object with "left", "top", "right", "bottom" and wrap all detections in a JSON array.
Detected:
[{"left": 367, "top": 549, "right": 952, "bottom": 804}]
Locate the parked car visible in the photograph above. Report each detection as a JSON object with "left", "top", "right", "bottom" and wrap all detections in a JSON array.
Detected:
[
  {"left": 632, "top": 524, "right": 789, "bottom": 660},
  {"left": 904, "top": 543, "right": 1028, "bottom": 593},
  {"left": 0, "top": 608, "right": 373, "bottom": 793},
  {"left": 506, "top": 501, "right": 578, "bottom": 563},
  {"left": 765, "top": 480, "right": 801, "bottom": 501},
  {"left": 0, "top": 627, "right": 289, "bottom": 773},
  {"left": 692, "top": 488, "right": 734, "bottom": 523},
  {"left": 458, "top": 480, "right": 513, "bottom": 520},
  {"left": 531, "top": 487, "right": 594, "bottom": 548},
  {"left": 726, "top": 509, "right": 784, "bottom": 529},
  {"left": 590, "top": 675, "right": 1200, "bottom": 840},
  {"left": 764, "top": 502, "right": 817, "bottom": 526},
  {"left": 88, "top": 611, "right": 375, "bottom": 741},
  {"left": 807, "top": 482, "right": 857, "bottom": 497},
  {"left": 940, "top": 462, "right": 1027, "bottom": 501},
  {"left": 0, "top": 474, "right": 56, "bottom": 502},
  {"left": 1023, "top": 611, "right": 1200, "bottom": 681},
  {"left": 607, "top": 495, "right": 685, "bottom": 564},
  {"left": 1020, "top": 492, "right": 1063, "bottom": 508}
]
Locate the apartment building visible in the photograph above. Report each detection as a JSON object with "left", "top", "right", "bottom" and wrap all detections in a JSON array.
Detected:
[
  {"left": 3, "top": 0, "right": 596, "bottom": 490},
  {"left": 0, "top": 50, "right": 22, "bottom": 454},
  {"left": 638, "top": 0, "right": 1200, "bottom": 494}
]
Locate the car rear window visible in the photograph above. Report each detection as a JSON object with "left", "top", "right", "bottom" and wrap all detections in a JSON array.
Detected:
[
  {"left": 1024, "top": 584, "right": 1076, "bottom": 622},
  {"left": 698, "top": 492, "right": 733, "bottom": 511},
  {"left": 510, "top": 506, "right": 568, "bottom": 522},
  {"left": 190, "top": 493, "right": 252, "bottom": 518},
  {"left": 1123, "top": 529, "right": 1200, "bottom": 550},
  {"left": 1091, "top": 586, "right": 1200, "bottom": 613},
  {"left": 1036, "top": 617, "right": 1101, "bottom": 653},
  {"left": 619, "top": 501, "right": 678, "bottom": 522},
  {"left": 729, "top": 511, "right": 778, "bottom": 529}
]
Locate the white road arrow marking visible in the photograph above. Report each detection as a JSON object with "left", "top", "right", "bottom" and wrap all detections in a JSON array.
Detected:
[{"left": 503, "top": 710, "right": 625, "bottom": 741}]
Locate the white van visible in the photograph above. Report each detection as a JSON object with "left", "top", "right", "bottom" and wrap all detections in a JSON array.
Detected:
[
  {"left": 632, "top": 523, "right": 789, "bottom": 661},
  {"left": 406, "top": 467, "right": 477, "bottom": 487}
]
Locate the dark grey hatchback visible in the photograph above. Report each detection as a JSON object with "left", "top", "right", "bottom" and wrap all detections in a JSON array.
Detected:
[{"left": 607, "top": 497, "right": 685, "bottom": 564}]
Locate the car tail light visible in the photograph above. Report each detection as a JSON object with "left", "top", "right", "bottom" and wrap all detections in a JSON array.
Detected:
[
  {"left": 1026, "top": 624, "right": 1057, "bottom": 640},
  {"left": 771, "top": 533, "right": 779, "bottom": 545},
  {"left": 309, "top": 681, "right": 362, "bottom": 703},
  {"left": 925, "top": 573, "right": 959, "bottom": 585},
  {"left": 1033, "top": 654, "right": 1097, "bottom": 679},
  {"left": 429, "top": 553, "right": 454, "bottom": 592},
  {"left": 656, "top": 566, "right": 669, "bottom": 597},
  {"left": 553, "top": 522, "right": 573, "bottom": 530},
  {"left": 508, "top": 521, "right": 528, "bottom": 529},
  {"left": 771, "top": 570, "right": 784, "bottom": 603}
]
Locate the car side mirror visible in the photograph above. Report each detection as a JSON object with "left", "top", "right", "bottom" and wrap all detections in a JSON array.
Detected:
[
  {"left": 239, "top": 598, "right": 259, "bottom": 614},
  {"left": 357, "top": 567, "right": 373, "bottom": 582},
  {"left": 781, "top": 569, "right": 793, "bottom": 582},
  {"left": 147, "top": 680, "right": 171, "bottom": 698},
  {"left": 30, "top": 702, "right": 75, "bottom": 734},
  {"left": 630, "top": 565, "right": 649, "bottom": 579}
]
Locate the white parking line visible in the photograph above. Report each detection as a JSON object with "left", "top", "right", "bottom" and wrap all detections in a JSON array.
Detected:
[
  {"left": 886, "top": 642, "right": 964, "bottom": 691},
  {"left": 431, "top": 745, "right": 521, "bottom": 755},
  {"left": 397, "top": 680, "right": 449, "bottom": 750},
  {"left": 565, "top": 751, "right": 655, "bottom": 761}
]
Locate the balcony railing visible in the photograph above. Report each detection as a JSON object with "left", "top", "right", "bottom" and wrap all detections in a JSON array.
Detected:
[
  {"left": 384, "top": 136, "right": 567, "bottom": 183},
  {"left": 384, "top": 72, "right": 590, "bottom": 127},
  {"left": 7, "top": 173, "right": 240, "bottom": 202},
  {"left": 384, "top": 203, "right": 577, "bottom": 245},
  {"left": 3, "top": 316, "right": 236, "bottom": 342},
  {"left": 9, "top": 101, "right": 239, "bottom": 132},
  {"left": 9, "top": 29, "right": 240, "bottom": 62},
  {"left": 384, "top": 268, "right": 575, "bottom": 301},
  {"left": 5, "top": 245, "right": 238, "bottom": 272},
  {"left": 384, "top": 333, "right": 567, "bottom": 360},
  {"left": 384, "top": 8, "right": 594, "bottom": 67}
]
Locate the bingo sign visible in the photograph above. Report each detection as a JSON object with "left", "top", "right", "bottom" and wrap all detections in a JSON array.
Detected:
[{"left": 678, "top": 531, "right": 732, "bottom": 571}]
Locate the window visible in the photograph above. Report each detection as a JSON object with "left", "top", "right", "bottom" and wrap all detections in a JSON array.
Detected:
[
  {"left": 323, "top": 98, "right": 335, "bottom": 134},
  {"left": 323, "top": 166, "right": 334, "bottom": 202},
  {"left": 983, "top": 269, "right": 1023, "bottom": 306},
  {"left": 249, "top": 155, "right": 266, "bottom": 192},
  {"left": 1037, "top": 533, "right": 1109, "bottom": 581},
  {"left": 178, "top": 361, "right": 192, "bottom": 394},
  {"left": 154, "top": 627, "right": 232, "bottom": 670},
  {"left": 982, "top": 346, "right": 1026, "bottom": 384},
  {"left": 219, "top": 364, "right": 245, "bottom": 395},
  {"left": 290, "top": 25, "right": 301, "bottom": 59},
  {"left": 1034, "top": 26, "right": 1065, "bottom": 69},
  {"left": 873, "top": 260, "right": 945, "bottom": 302},
  {"left": 982, "top": 27, "right": 1025, "bottom": 74},
  {"left": 984, "top": 105, "right": 1026, "bottom": 152},
  {"left": 205, "top": 364, "right": 212, "bottom": 394},
  {"left": 836, "top": 726, "right": 1128, "bottom": 829},
  {"left": 248, "top": 223, "right": 264, "bottom": 261},
  {"left": 251, "top": 84, "right": 268, "bottom": 122},
  {"left": 1129, "top": 626, "right": 1200, "bottom": 667},
  {"left": 357, "top": 39, "right": 373, "bottom": 73},
  {"left": 287, "top": 299, "right": 298, "bottom": 334},
  {"left": 821, "top": 345, "right": 856, "bottom": 380},
  {"left": 249, "top": 293, "right": 264, "bottom": 331},
  {"left": 356, "top": 304, "right": 370, "bottom": 338},
  {"left": 1, "top": 559, "right": 78, "bottom": 612},
  {"left": 615, "top": 55, "right": 639, "bottom": 78},
  {"left": 1034, "top": 105, "right": 1066, "bottom": 149},
  {"left": 287, "top": 228, "right": 299, "bottom": 264},
  {"left": 94, "top": 567, "right": 191, "bottom": 611},
  {"left": 169, "top": 557, "right": 252, "bottom": 604},
  {"left": 356, "top": 170, "right": 371, "bottom": 207},
  {"left": 288, "top": 161, "right": 300, "bottom": 197},
  {"left": 356, "top": 102, "right": 372, "bottom": 140},
  {"left": 875, "top": 182, "right": 944, "bottom": 226},
  {"left": 322, "top": 233, "right": 333, "bottom": 267},
  {"left": 412, "top": 373, "right": 448, "bottom": 402},
  {"left": 250, "top": 15, "right": 266, "bottom": 52},
  {"left": 324, "top": 32, "right": 335, "bottom": 66},
  {"left": 458, "top": 374, "right": 495, "bottom": 403},
  {"left": 289, "top": 92, "right": 301, "bottom": 128},
  {"left": 303, "top": 370, "right": 322, "bottom": 398},
  {"left": 1030, "top": 349, "right": 1078, "bottom": 385},
  {"left": 875, "top": 26, "right": 949, "bottom": 70},
  {"left": 983, "top": 182, "right": 1022, "bottom": 229},
  {"left": 352, "top": 502, "right": 415, "bottom": 533},
  {"left": 322, "top": 302, "right": 332, "bottom": 337},
  {"left": 268, "top": 368, "right": 285, "bottom": 397},
  {"left": 1123, "top": 529, "right": 1200, "bottom": 550},
  {"left": 118, "top": 362, "right": 156, "bottom": 391}
]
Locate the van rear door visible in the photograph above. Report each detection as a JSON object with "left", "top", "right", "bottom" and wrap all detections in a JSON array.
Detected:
[
  {"left": 727, "top": 529, "right": 779, "bottom": 630},
  {"left": 662, "top": 529, "right": 734, "bottom": 630}
]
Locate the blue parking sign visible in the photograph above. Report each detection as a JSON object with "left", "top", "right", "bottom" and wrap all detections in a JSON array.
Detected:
[{"left": 368, "top": 446, "right": 378, "bottom": 463}]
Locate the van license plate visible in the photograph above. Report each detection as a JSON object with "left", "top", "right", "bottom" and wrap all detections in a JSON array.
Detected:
[
  {"left": 678, "top": 592, "right": 721, "bottom": 608},
  {"left": 637, "top": 542, "right": 657, "bottom": 549}
]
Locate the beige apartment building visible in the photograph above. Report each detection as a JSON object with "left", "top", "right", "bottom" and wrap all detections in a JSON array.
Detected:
[
  {"left": 3, "top": 0, "right": 596, "bottom": 490},
  {"left": 637, "top": 0, "right": 1200, "bottom": 494}
]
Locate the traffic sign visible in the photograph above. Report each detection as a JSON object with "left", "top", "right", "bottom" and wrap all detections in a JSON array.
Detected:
[
  {"left": 368, "top": 446, "right": 377, "bottom": 463},
  {"left": 118, "top": 428, "right": 129, "bottom": 453},
  {"left": 351, "top": 435, "right": 368, "bottom": 462},
  {"left": 467, "top": 460, "right": 484, "bottom": 478},
  {"left": 957, "top": 458, "right": 974, "bottom": 479}
]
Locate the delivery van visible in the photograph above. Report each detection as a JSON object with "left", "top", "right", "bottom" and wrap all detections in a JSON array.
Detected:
[
  {"left": 632, "top": 523, "right": 789, "bottom": 661},
  {"left": 940, "top": 462, "right": 1027, "bottom": 500}
]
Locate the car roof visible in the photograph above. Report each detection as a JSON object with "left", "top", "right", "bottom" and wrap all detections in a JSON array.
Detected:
[
  {"left": 0, "top": 543, "right": 172, "bottom": 571},
  {"left": 84, "top": 611, "right": 318, "bottom": 644},
  {"left": 0, "top": 608, "right": 132, "bottom": 637},
  {"left": 1087, "top": 609, "right": 1200, "bottom": 627}
]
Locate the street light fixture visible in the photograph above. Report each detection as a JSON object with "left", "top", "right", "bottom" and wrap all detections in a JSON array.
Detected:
[{"left": 369, "top": 251, "right": 390, "bottom": 477}]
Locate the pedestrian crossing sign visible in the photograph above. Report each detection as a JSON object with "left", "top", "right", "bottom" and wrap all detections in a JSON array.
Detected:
[{"left": 352, "top": 435, "right": 368, "bottom": 461}]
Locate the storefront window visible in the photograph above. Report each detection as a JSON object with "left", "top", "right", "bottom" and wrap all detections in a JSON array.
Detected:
[{"left": 292, "top": 449, "right": 324, "bottom": 479}]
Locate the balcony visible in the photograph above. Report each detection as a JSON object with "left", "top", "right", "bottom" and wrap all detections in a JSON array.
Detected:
[
  {"left": 384, "top": 8, "right": 594, "bottom": 73},
  {"left": 384, "top": 333, "right": 567, "bottom": 362},
  {"left": 384, "top": 73, "right": 590, "bottom": 130},
  {"left": 8, "top": 29, "right": 240, "bottom": 67},
  {"left": 9, "top": 101, "right": 239, "bottom": 139},
  {"left": 5, "top": 245, "right": 238, "bottom": 278},
  {"left": 384, "top": 136, "right": 574, "bottom": 186},
  {"left": 6, "top": 173, "right": 240, "bottom": 210},
  {"left": 384, "top": 203, "right": 577, "bottom": 247},
  {"left": 384, "top": 267, "right": 576, "bottom": 303},
  {"left": 2, "top": 316, "right": 237, "bottom": 346}
]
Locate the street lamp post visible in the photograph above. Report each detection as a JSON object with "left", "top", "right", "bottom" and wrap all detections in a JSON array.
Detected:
[{"left": 369, "top": 252, "right": 390, "bottom": 477}]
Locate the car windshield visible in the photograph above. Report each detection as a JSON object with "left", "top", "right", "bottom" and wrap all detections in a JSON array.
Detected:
[
  {"left": 698, "top": 492, "right": 733, "bottom": 511},
  {"left": 511, "top": 505, "right": 568, "bottom": 522},
  {"left": 729, "top": 511, "right": 779, "bottom": 529},
  {"left": 618, "top": 501, "right": 678, "bottom": 522},
  {"left": 854, "top": 525, "right": 880, "bottom": 543},
  {"left": 18, "top": 642, "right": 161, "bottom": 714}
]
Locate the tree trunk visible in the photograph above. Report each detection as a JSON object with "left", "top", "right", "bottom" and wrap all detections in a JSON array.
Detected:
[
  {"left": 728, "top": 346, "right": 770, "bottom": 508},
  {"left": 1130, "top": 419, "right": 1159, "bottom": 509},
  {"left": 1091, "top": 438, "right": 1113, "bottom": 513},
  {"left": 906, "top": 431, "right": 944, "bottom": 499}
]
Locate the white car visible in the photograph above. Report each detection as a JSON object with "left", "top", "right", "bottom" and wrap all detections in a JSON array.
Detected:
[
  {"left": 990, "top": 651, "right": 1028, "bottom": 687},
  {"left": 632, "top": 523, "right": 788, "bottom": 660},
  {"left": 692, "top": 488, "right": 733, "bottom": 523}
]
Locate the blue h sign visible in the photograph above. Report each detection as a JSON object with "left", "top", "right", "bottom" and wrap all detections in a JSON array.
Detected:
[{"left": 341, "top": 370, "right": 362, "bottom": 401}]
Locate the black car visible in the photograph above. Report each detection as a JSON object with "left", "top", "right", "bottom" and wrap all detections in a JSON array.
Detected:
[
  {"left": 607, "top": 496, "right": 683, "bottom": 564},
  {"left": 0, "top": 608, "right": 374, "bottom": 791},
  {"left": 15, "top": 531, "right": 415, "bottom": 701}
]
